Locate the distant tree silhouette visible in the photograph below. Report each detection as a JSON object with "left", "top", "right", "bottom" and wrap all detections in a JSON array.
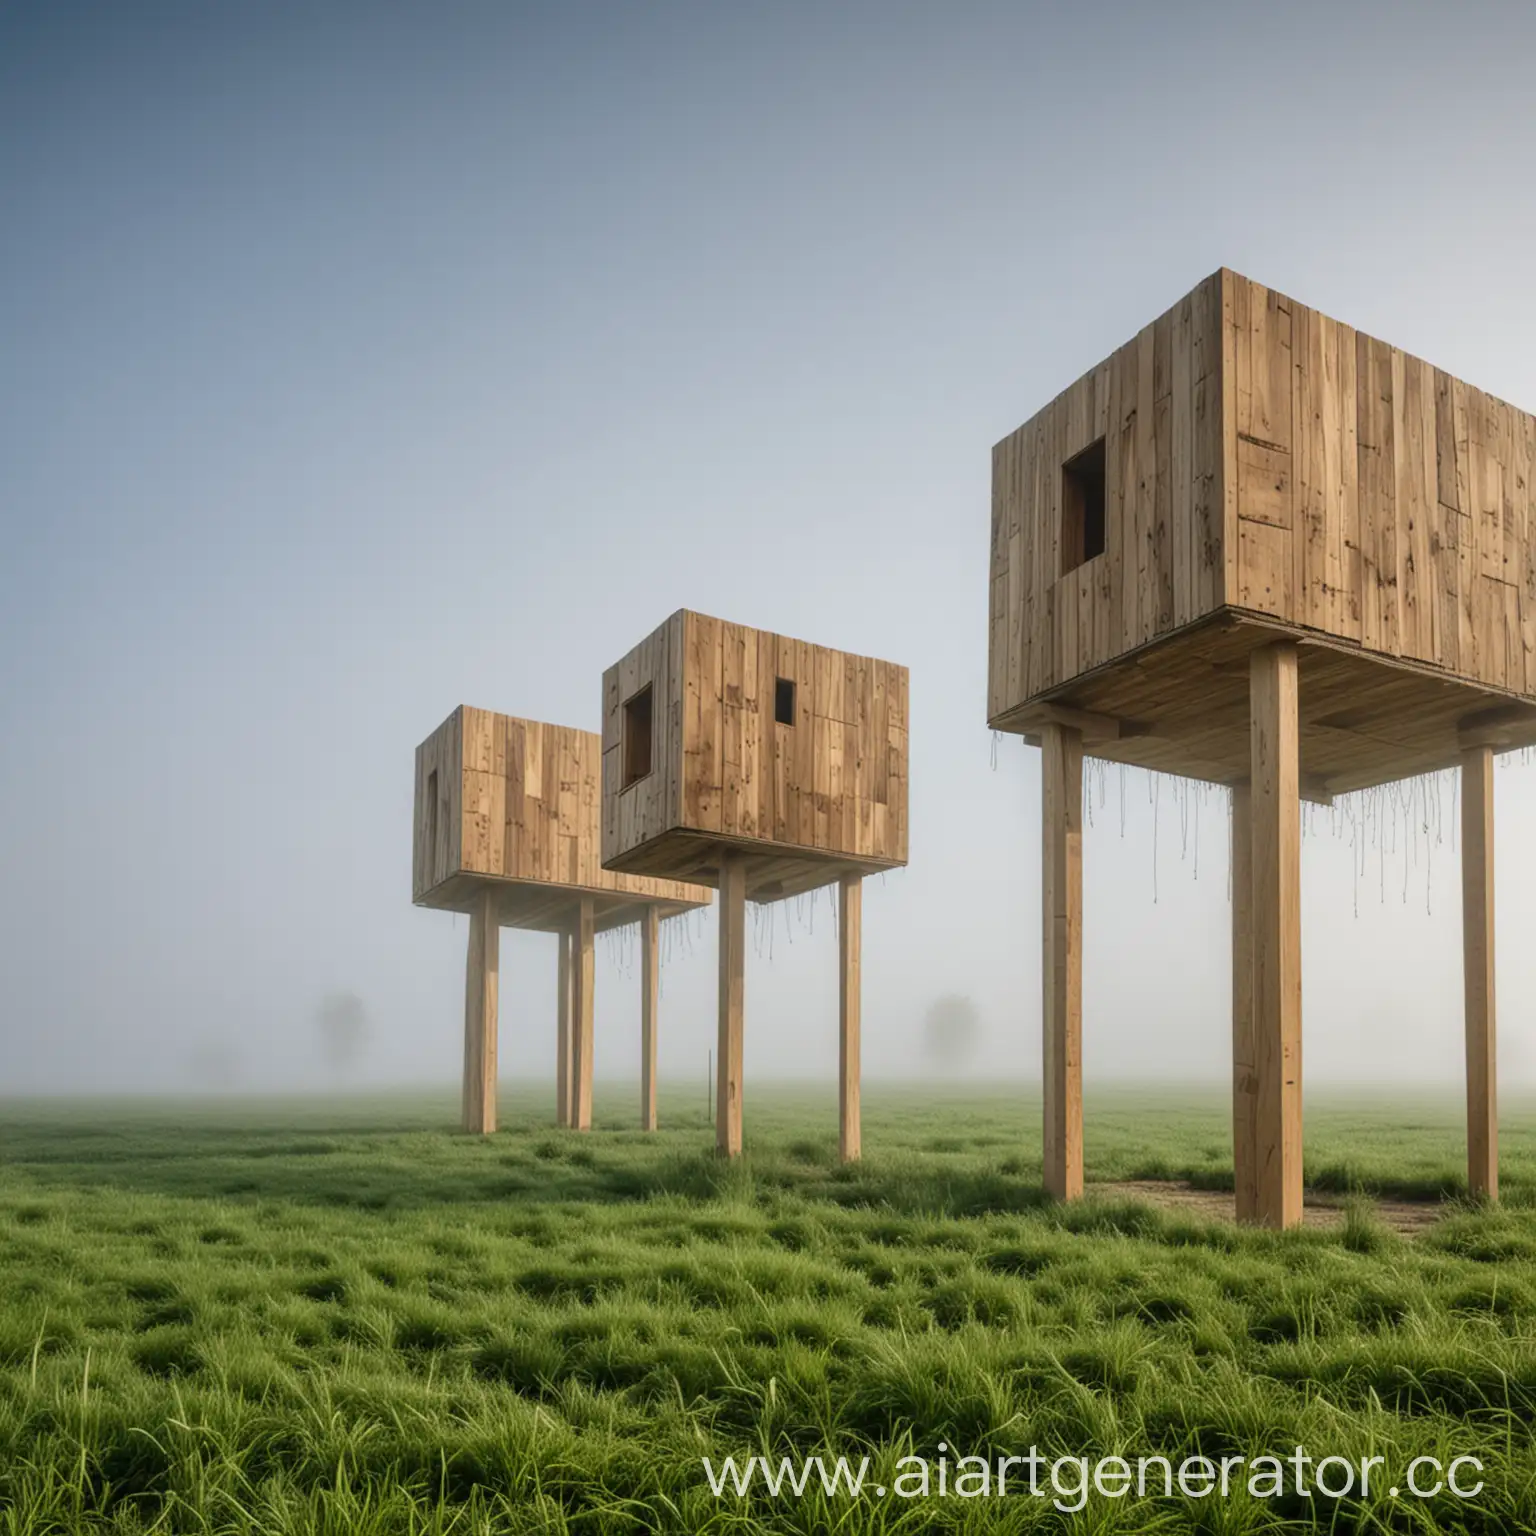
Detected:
[
  {"left": 186, "top": 1038, "right": 241, "bottom": 1089},
  {"left": 316, "top": 991, "right": 369, "bottom": 1074},
  {"left": 923, "top": 993, "right": 981, "bottom": 1071}
]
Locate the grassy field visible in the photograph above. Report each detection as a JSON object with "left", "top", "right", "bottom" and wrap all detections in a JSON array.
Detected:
[{"left": 1, "top": 1085, "right": 1534, "bottom": 1534}]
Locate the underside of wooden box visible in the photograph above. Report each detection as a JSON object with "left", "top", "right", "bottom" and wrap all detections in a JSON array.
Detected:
[
  {"left": 604, "top": 825, "right": 902, "bottom": 904},
  {"left": 413, "top": 869, "right": 706, "bottom": 934},
  {"left": 995, "top": 610, "right": 1536, "bottom": 797}
]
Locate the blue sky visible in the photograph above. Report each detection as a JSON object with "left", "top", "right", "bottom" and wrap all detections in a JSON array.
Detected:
[{"left": 3, "top": 1, "right": 1535, "bottom": 1099}]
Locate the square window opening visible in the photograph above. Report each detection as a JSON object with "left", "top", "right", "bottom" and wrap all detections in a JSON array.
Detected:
[
  {"left": 623, "top": 685, "right": 653, "bottom": 788},
  {"left": 1062, "top": 437, "right": 1107, "bottom": 574},
  {"left": 774, "top": 676, "right": 796, "bottom": 726}
]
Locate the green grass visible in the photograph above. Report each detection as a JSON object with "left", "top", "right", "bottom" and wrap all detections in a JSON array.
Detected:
[{"left": 1, "top": 1085, "right": 1535, "bottom": 1533}]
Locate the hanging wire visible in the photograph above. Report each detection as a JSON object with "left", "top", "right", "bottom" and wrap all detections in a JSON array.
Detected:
[
  {"left": 655, "top": 906, "right": 708, "bottom": 999},
  {"left": 991, "top": 735, "right": 1536, "bottom": 916}
]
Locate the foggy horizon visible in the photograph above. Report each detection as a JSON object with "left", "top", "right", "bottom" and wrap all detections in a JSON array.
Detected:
[{"left": 4, "top": 2, "right": 1536, "bottom": 1105}]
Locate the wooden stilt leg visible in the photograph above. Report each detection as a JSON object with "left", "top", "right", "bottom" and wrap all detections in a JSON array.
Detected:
[
  {"left": 461, "top": 956, "right": 474, "bottom": 1133},
  {"left": 1231, "top": 782, "right": 1258, "bottom": 1223},
  {"left": 556, "top": 929, "right": 572, "bottom": 1127},
  {"left": 839, "top": 873, "right": 862, "bottom": 1163},
  {"left": 641, "top": 906, "right": 659, "bottom": 1132},
  {"left": 1250, "top": 644, "right": 1302, "bottom": 1230},
  {"left": 573, "top": 897, "right": 595, "bottom": 1131},
  {"left": 1462, "top": 746, "right": 1498, "bottom": 1201},
  {"left": 462, "top": 890, "right": 499, "bottom": 1135},
  {"left": 1041, "top": 723, "right": 1083, "bottom": 1201},
  {"left": 717, "top": 854, "right": 746, "bottom": 1157}
]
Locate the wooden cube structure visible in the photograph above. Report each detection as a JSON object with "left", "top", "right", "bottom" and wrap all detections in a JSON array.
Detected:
[
  {"left": 601, "top": 610, "right": 910, "bottom": 1158},
  {"left": 990, "top": 268, "right": 1536, "bottom": 1225},
  {"left": 414, "top": 706, "right": 710, "bottom": 1135}
]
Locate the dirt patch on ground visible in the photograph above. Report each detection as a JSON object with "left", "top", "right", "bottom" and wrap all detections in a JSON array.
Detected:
[{"left": 1094, "top": 1180, "right": 1445, "bottom": 1236}]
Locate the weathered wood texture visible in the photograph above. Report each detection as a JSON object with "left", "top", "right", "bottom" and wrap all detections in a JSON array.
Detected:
[
  {"left": 1230, "top": 782, "right": 1258, "bottom": 1223},
  {"left": 990, "top": 273, "right": 1230, "bottom": 718},
  {"left": 995, "top": 269, "right": 1528, "bottom": 1223},
  {"left": 640, "top": 907, "right": 659, "bottom": 1133},
  {"left": 1233, "top": 274, "right": 1533, "bottom": 696},
  {"left": 990, "top": 269, "right": 1536, "bottom": 746},
  {"left": 1461, "top": 747, "right": 1499, "bottom": 1200},
  {"left": 1041, "top": 723, "right": 1084, "bottom": 1202},
  {"left": 602, "top": 611, "right": 909, "bottom": 900},
  {"left": 413, "top": 710, "right": 711, "bottom": 931},
  {"left": 716, "top": 854, "right": 746, "bottom": 1156},
  {"left": 1250, "top": 645, "right": 1303, "bottom": 1230},
  {"left": 462, "top": 890, "right": 499, "bottom": 1136},
  {"left": 838, "top": 874, "right": 862, "bottom": 1164}
]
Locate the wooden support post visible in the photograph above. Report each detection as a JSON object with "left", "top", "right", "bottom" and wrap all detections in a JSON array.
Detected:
[
  {"left": 555, "top": 929, "right": 572, "bottom": 1127},
  {"left": 1040, "top": 723, "right": 1083, "bottom": 1201},
  {"left": 1250, "top": 644, "right": 1303, "bottom": 1230},
  {"left": 839, "top": 873, "right": 862, "bottom": 1163},
  {"left": 572, "top": 897, "right": 595, "bottom": 1131},
  {"left": 640, "top": 907, "right": 659, "bottom": 1132},
  {"left": 462, "top": 889, "right": 499, "bottom": 1135},
  {"left": 716, "top": 853, "right": 746, "bottom": 1157},
  {"left": 1231, "top": 783, "right": 1258, "bottom": 1222},
  {"left": 1461, "top": 746, "right": 1498, "bottom": 1201}
]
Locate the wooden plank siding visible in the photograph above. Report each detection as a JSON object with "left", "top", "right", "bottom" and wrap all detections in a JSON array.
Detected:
[
  {"left": 602, "top": 611, "right": 909, "bottom": 898},
  {"left": 989, "top": 269, "right": 1536, "bottom": 732},
  {"left": 1230, "top": 271, "right": 1532, "bottom": 697},
  {"left": 989, "top": 273, "right": 1230, "bottom": 723},
  {"left": 412, "top": 707, "right": 710, "bottom": 925}
]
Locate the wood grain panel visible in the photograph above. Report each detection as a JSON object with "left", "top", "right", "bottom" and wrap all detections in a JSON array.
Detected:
[
  {"left": 413, "top": 707, "right": 710, "bottom": 928},
  {"left": 989, "top": 272, "right": 1230, "bottom": 722},
  {"left": 990, "top": 268, "right": 1535, "bottom": 732},
  {"left": 1228, "top": 274, "right": 1532, "bottom": 698},
  {"left": 602, "top": 611, "right": 909, "bottom": 896}
]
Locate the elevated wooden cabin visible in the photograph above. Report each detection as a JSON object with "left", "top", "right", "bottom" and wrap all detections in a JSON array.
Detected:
[
  {"left": 601, "top": 611, "right": 911, "bottom": 1158},
  {"left": 413, "top": 707, "right": 710, "bottom": 1136},
  {"left": 990, "top": 269, "right": 1536, "bottom": 1226},
  {"left": 601, "top": 609, "right": 908, "bottom": 899}
]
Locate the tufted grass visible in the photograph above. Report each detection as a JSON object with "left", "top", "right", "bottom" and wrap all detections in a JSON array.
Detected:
[{"left": 0, "top": 1084, "right": 1534, "bottom": 1532}]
